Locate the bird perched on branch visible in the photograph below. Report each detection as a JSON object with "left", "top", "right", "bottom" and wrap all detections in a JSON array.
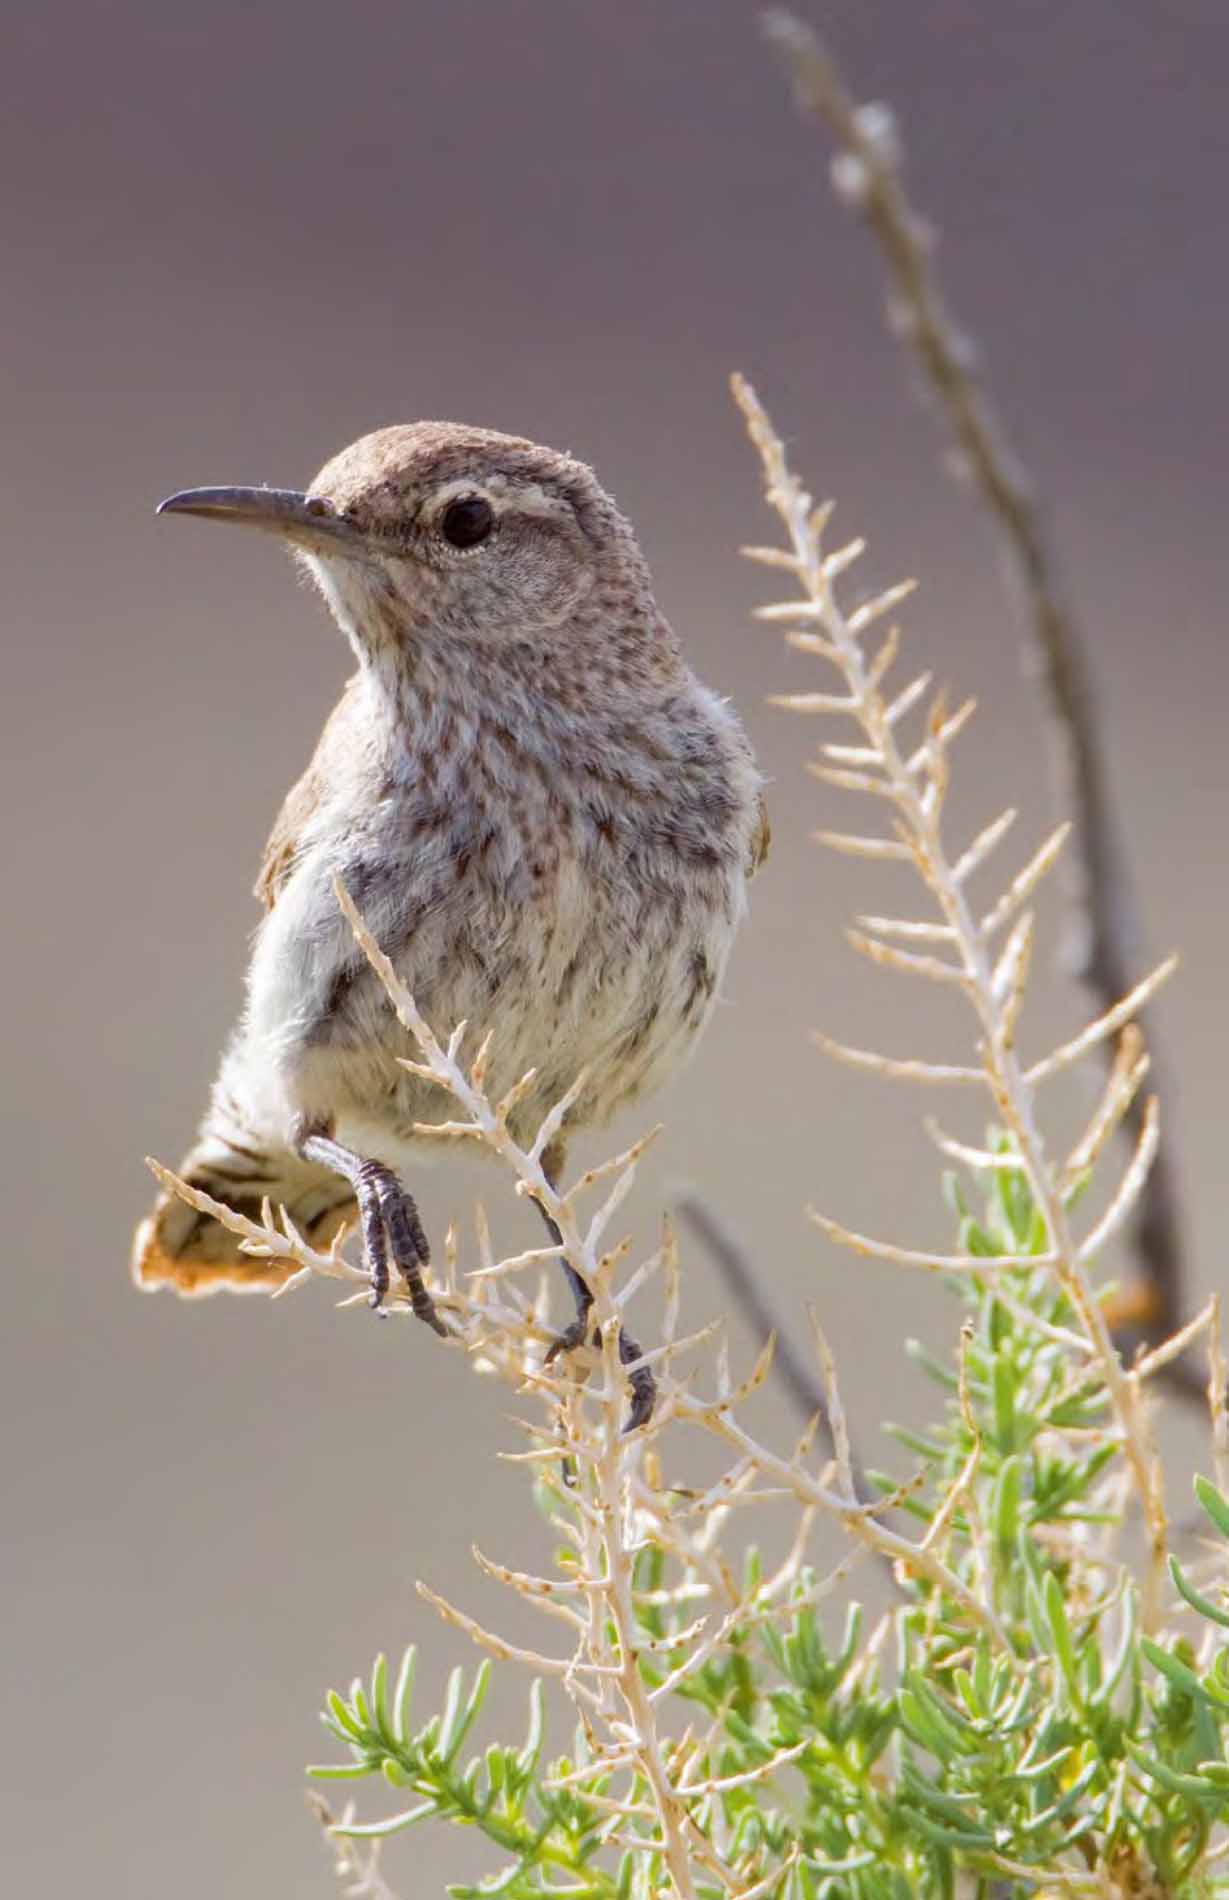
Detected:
[{"left": 133, "top": 421, "right": 768, "bottom": 1425}]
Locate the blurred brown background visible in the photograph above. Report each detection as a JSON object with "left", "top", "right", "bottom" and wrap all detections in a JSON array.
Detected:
[{"left": 3, "top": 1, "right": 1227, "bottom": 1892}]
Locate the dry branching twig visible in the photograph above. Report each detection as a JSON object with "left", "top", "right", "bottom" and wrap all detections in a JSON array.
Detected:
[
  {"left": 731, "top": 370, "right": 1175, "bottom": 1629},
  {"left": 309, "top": 1792, "right": 403, "bottom": 1900},
  {"left": 758, "top": 7, "right": 1189, "bottom": 1369}
]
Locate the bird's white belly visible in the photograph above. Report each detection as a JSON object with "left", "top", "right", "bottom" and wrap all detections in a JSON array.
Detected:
[{"left": 229, "top": 815, "right": 743, "bottom": 1159}]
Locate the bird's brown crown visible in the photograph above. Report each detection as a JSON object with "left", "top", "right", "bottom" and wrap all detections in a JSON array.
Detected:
[
  {"left": 308, "top": 421, "right": 622, "bottom": 556},
  {"left": 314, "top": 421, "right": 588, "bottom": 512}
]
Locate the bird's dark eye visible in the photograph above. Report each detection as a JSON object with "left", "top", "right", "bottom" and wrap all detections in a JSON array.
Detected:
[{"left": 440, "top": 495, "right": 495, "bottom": 549}]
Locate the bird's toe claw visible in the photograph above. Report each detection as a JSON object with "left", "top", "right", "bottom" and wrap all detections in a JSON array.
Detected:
[
  {"left": 544, "top": 1315, "right": 592, "bottom": 1366},
  {"left": 415, "top": 1296, "right": 450, "bottom": 1339},
  {"left": 623, "top": 1375, "right": 657, "bottom": 1435},
  {"left": 619, "top": 1332, "right": 657, "bottom": 1433}
]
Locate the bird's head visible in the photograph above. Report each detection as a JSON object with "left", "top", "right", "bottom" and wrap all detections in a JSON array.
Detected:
[{"left": 158, "top": 422, "right": 663, "bottom": 673}]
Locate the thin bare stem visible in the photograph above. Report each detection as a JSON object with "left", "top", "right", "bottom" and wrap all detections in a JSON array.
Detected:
[{"left": 761, "top": 7, "right": 1189, "bottom": 1358}]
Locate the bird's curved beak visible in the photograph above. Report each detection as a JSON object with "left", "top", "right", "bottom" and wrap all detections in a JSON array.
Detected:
[{"left": 156, "top": 486, "right": 362, "bottom": 552}]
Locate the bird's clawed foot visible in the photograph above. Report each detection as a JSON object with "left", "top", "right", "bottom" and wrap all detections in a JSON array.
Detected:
[
  {"left": 297, "top": 1127, "right": 447, "bottom": 1335},
  {"left": 546, "top": 1317, "right": 657, "bottom": 1432},
  {"left": 357, "top": 1158, "right": 447, "bottom": 1335},
  {"left": 543, "top": 1312, "right": 596, "bottom": 1364},
  {"left": 541, "top": 1244, "right": 657, "bottom": 1431},
  {"left": 618, "top": 1326, "right": 657, "bottom": 1434}
]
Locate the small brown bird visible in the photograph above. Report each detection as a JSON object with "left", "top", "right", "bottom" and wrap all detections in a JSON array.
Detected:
[{"left": 133, "top": 422, "right": 768, "bottom": 1422}]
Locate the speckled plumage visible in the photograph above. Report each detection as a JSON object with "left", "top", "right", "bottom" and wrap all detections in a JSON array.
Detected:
[{"left": 134, "top": 422, "right": 767, "bottom": 1298}]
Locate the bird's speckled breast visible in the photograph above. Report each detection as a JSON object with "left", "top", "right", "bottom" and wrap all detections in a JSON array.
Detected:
[{"left": 237, "top": 661, "right": 760, "bottom": 1153}]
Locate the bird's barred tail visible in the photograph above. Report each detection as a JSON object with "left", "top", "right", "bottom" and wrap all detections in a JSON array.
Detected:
[{"left": 131, "top": 1135, "right": 355, "bottom": 1297}]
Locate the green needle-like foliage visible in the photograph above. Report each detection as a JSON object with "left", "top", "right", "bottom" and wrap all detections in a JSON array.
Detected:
[
  {"left": 315, "top": 1656, "right": 622, "bottom": 1899},
  {"left": 314, "top": 1220, "right": 1229, "bottom": 1896}
]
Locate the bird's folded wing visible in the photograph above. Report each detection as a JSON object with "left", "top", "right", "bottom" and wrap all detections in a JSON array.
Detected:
[
  {"left": 748, "top": 789, "right": 771, "bottom": 877},
  {"left": 255, "top": 672, "right": 368, "bottom": 910}
]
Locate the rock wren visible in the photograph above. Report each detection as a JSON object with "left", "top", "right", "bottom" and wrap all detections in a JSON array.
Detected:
[{"left": 133, "top": 421, "right": 768, "bottom": 1424}]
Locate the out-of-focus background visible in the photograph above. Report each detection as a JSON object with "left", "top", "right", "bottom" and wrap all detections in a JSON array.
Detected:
[{"left": 4, "top": 1, "right": 1226, "bottom": 1891}]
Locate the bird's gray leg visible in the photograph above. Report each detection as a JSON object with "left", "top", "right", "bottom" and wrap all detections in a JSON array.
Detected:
[
  {"left": 295, "top": 1124, "right": 447, "bottom": 1336},
  {"left": 536, "top": 1139, "right": 595, "bottom": 1357},
  {"left": 535, "top": 1142, "right": 655, "bottom": 1431},
  {"left": 539, "top": 1202, "right": 595, "bottom": 1361}
]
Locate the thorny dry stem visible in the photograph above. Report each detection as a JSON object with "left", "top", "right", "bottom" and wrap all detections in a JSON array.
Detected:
[
  {"left": 731, "top": 371, "right": 1175, "bottom": 1631},
  {"left": 760, "top": 7, "right": 1189, "bottom": 1368},
  {"left": 146, "top": 385, "right": 1206, "bottom": 1895},
  {"left": 673, "top": 1191, "right": 879, "bottom": 1516},
  {"left": 308, "top": 1793, "right": 403, "bottom": 1900}
]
